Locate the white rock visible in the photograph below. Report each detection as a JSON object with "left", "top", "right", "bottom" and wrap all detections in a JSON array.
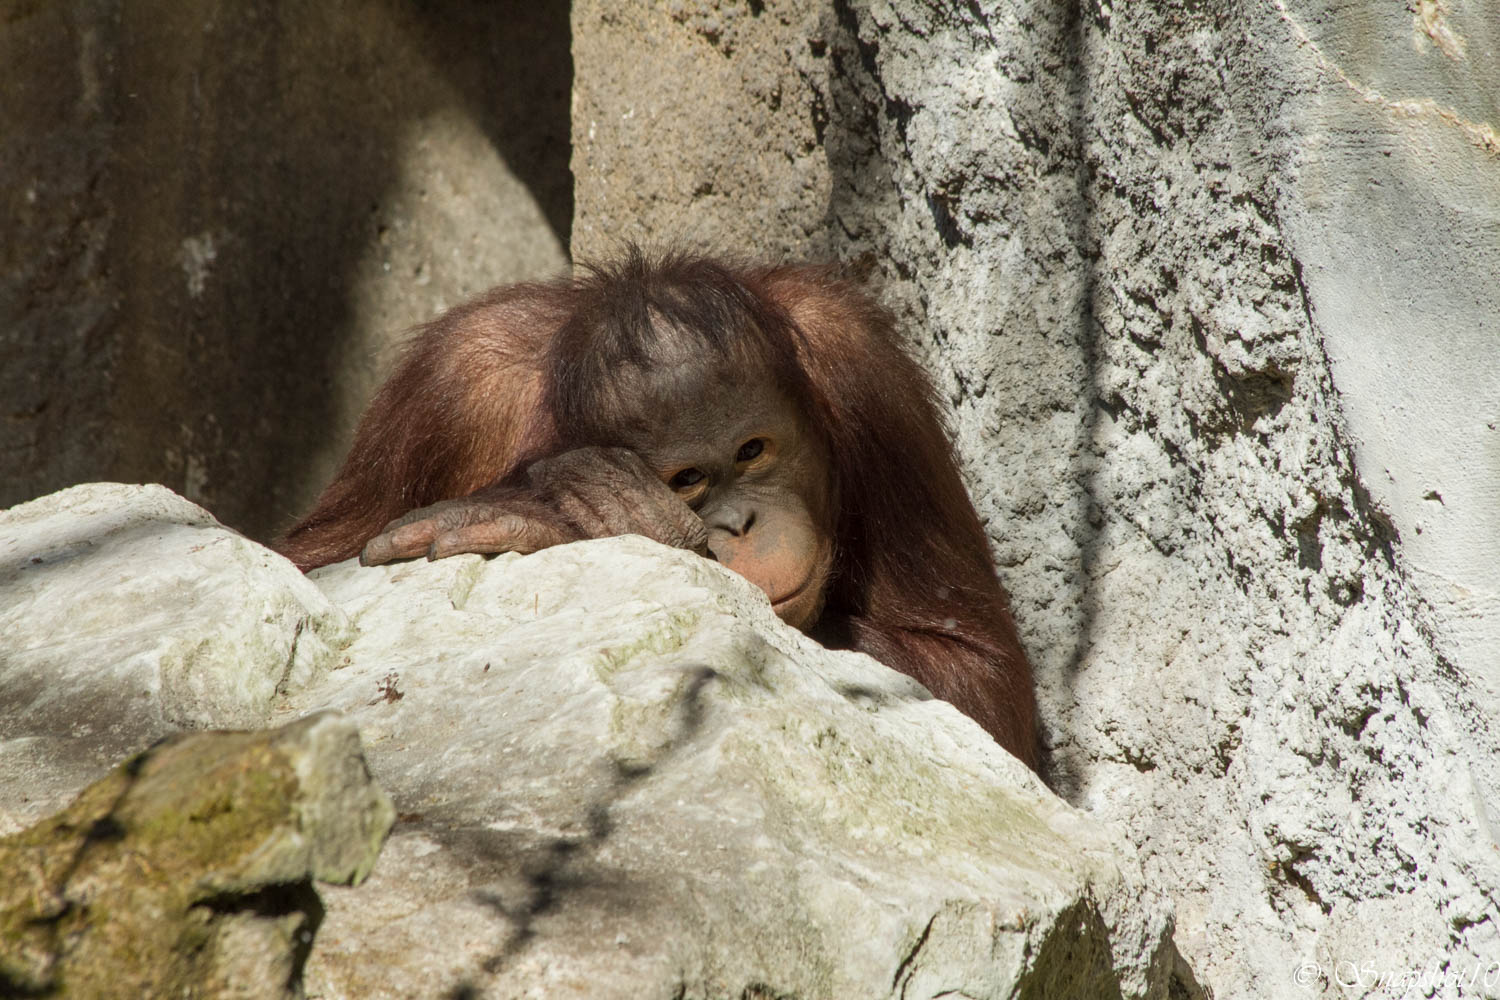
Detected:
[
  {"left": 0, "top": 484, "right": 1176, "bottom": 998},
  {"left": 0, "top": 483, "right": 349, "bottom": 830},
  {"left": 293, "top": 538, "right": 1174, "bottom": 998}
]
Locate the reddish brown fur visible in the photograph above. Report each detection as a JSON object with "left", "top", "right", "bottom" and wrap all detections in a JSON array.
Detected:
[{"left": 278, "top": 254, "right": 1038, "bottom": 769}]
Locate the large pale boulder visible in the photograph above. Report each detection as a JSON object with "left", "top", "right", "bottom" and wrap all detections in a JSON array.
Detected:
[
  {"left": 297, "top": 540, "right": 1179, "bottom": 999},
  {"left": 0, "top": 484, "right": 1184, "bottom": 998}
]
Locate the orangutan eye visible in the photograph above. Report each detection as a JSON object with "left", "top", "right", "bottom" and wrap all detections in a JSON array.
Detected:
[
  {"left": 670, "top": 468, "right": 705, "bottom": 489},
  {"left": 736, "top": 439, "right": 765, "bottom": 463}
]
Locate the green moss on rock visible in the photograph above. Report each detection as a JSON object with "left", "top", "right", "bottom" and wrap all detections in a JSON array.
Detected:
[{"left": 0, "top": 712, "right": 392, "bottom": 999}]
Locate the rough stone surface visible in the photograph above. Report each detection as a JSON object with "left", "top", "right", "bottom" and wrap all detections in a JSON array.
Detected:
[
  {"left": 570, "top": 0, "right": 831, "bottom": 260},
  {"left": 571, "top": 2, "right": 1500, "bottom": 997},
  {"left": 1273, "top": 0, "right": 1500, "bottom": 710},
  {"left": 0, "top": 2, "right": 571, "bottom": 540},
  {"left": 295, "top": 540, "right": 1176, "bottom": 1000},
  {"left": 0, "top": 484, "right": 1180, "bottom": 999},
  {"left": 0, "top": 711, "right": 393, "bottom": 1000},
  {"left": 0, "top": 483, "right": 349, "bottom": 832}
]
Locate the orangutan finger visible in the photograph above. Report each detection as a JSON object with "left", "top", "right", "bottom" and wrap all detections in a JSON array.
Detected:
[
  {"left": 361, "top": 519, "right": 442, "bottom": 566},
  {"left": 427, "top": 515, "right": 575, "bottom": 560}
]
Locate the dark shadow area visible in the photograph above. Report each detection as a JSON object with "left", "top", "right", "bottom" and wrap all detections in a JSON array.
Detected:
[
  {"left": 0, "top": 2, "right": 572, "bottom": 541},
  {"left": 1011, "top": 901, "right": 1123, "bottom": 1000},
  {"left": 1012, "top": 897, "right": 1208, "bottom": 1000},
  {"left": 1044, "top": 0, "right": 1106, "bottom": 800},
  {"left": 193, "top": 881, "right": 326, "bottom": 994}
]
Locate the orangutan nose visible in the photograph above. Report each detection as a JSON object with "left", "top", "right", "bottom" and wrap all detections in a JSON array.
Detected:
[{"left": 705, "top": 504, "right": 756, "bottom": 538}]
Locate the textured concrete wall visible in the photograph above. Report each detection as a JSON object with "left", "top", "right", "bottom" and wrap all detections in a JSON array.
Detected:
[
  {"left": 570, "top": 1, "right": 830, "bottom": 260},
  {"left": 571, "top": 2, "right": 1500, "bottom": 997},
  {"left": 1, "top": 1, "right": 571, "bottom": 540}
]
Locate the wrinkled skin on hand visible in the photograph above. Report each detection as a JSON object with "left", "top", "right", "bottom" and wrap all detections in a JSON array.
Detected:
[
  {"left": 360, "top": 446, "right": 710, "bottom": 565},
  {"left": 360, "top": 364, "right": 836, "bottom": 632}
]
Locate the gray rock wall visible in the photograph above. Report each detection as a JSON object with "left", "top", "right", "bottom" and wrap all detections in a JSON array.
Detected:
[
  {"left": 0, "top": 1, "right": 570, "bottom": 540},
  {"left": 572, "top": 2, "right": 1500, "bottom": 997}
]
